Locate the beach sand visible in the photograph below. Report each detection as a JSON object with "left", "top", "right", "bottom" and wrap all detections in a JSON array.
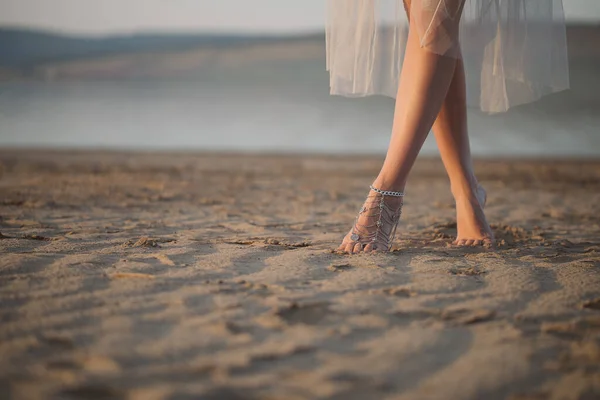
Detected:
[{"left": 1, "top": 150, "right": 599, "bottom": 399}]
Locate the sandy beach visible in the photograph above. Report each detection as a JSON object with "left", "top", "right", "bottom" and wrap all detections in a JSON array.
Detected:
[{"left": 1, "top": 150, "right": 599, "bottom": 399}]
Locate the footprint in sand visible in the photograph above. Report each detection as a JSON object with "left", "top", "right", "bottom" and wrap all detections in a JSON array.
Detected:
[
  {"left": 441, "top": 309, "right": 496, "bottom": 325},
  {"left": 39, "top": 334, "right": 75, "bottom": 350},
  {"left": 46, "top": 359, "right": 80, "bottom": 371},
  {"left": 122, "top": 237, "right": 160, "bottom": 248},
  {"left": 327, "top": 263, "right": 353, "bottom": 272},
  {"left": 582, "top": 298, "right": 600, "bottom": 311},
  {"left": 60, "top": 385, "right": 123, "bottom": 400},
  {"left": 377, "top": 287, "right": 414, "bottom": 298},
  {"left": 449, "top": 266, "right": 486, "bottom": 276},
  {"left": 275, "top": 302, "right": 331, "bottom": 325}
]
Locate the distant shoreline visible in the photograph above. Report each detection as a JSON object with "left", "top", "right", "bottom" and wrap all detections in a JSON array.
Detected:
[
  {"left": 2, "top": 148, "right": 600, "bottom": 163},
  {"left": 0, "top": 24, "right": 598, "bottom": 82},
  {"left": 2, "top": 21, "right": 599, "bottom": 40}
]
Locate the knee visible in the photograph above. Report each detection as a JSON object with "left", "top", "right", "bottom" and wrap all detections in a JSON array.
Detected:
[{"left": 411, "top": 0, "right": 463, "bottom": 55}]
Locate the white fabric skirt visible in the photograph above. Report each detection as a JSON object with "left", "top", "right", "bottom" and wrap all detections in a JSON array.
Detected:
[{"left": 326, "top": 0, "right": 570, "bottom": 113}]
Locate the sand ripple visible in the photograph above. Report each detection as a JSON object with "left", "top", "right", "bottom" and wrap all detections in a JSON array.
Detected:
[{"left": 1, "top": 151, "right": 599, "bottom": 399}]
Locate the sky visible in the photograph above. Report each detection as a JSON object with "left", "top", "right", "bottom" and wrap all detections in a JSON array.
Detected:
[{"left": 1, "top": 0, "right": 599, "bottom": 36}]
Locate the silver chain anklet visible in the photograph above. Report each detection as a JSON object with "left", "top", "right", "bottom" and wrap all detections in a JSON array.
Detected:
[{"left": 369, "top": 185, "right": 405, "bottom": 197}]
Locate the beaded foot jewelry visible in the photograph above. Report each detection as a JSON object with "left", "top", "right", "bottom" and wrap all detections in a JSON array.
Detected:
[{"left": 347, "top": 185, "right": 404, "bottom": 252}]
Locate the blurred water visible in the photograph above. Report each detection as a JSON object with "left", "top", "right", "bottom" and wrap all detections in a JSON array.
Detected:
[{"left": 1, "top": 59, "right": 599, "bottom": 157}]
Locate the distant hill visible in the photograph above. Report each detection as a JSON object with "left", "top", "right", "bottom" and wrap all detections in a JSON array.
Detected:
[
  {"left": 0, "top": 28, "right": 323, "bottom": 70},
  {"left": 1, "top": 25, "right": 597, "bottom": 82}
]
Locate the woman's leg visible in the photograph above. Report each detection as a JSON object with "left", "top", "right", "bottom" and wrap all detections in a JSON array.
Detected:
[
  {"left": 432, "top": 56, "right": 494, "bottom": 245},
  {"left": 338, "top": 5, "right": 460, "bottom": 254}
]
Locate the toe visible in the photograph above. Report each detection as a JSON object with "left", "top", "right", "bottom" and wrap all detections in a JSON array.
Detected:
[
  {"left": 472, "top": 239, "right": 482, "bottom": 246},
  {"left": 337, "top": 239, "right": 350, "bottom": 253},
  {"left": 353, "top": 243, "right": 363, "bottom": 253},
  {"left": 345, "top": 242, "right": 356, "bottom": 254},
  {"left": 363, "top": 243, "right": 374, "bottom": 253},
  {"left": 455, "top": 239, "right": 467, "bottom": 246},
  {"left": 337, "top": 235, "right": 351, "bottom": 253},
  {"left": 464, "top": 239, "right": 475, "bottom": 246}
]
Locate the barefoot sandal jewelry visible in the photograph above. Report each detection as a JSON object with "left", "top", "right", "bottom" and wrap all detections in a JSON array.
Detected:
[{"left": 349, "top": 185, "right": 404, "bottom": 251}]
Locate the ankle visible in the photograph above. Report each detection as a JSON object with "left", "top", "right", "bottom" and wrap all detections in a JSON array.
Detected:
[
  {"left": 367, "top": 184, "right": 404, "bottom": 210},
  {"left": 450, "top": 177, "right": 479, "bottom": 200},
  {"left": 371, "top": 177, "right": 405, "bottom": 193}
]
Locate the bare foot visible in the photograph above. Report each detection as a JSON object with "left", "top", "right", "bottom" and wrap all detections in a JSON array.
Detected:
[
  {"left": 337, "top": 188, "right": 404, "bottom": 254},
  {"left": 453, "top": 184, "right": 495, "bottom": 247}
]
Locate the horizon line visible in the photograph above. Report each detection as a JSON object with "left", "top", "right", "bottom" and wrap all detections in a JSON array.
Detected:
[
  {"left": 0, "top": 25, "right": 326, "bottom": 39},
  {"left": 1, "top": 21, "right": 599, "bottom": 40}
]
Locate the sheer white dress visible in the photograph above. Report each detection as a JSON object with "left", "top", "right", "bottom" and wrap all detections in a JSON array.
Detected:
[{"left": 326, "top": 0, "right": 570, "bottom": 113}]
